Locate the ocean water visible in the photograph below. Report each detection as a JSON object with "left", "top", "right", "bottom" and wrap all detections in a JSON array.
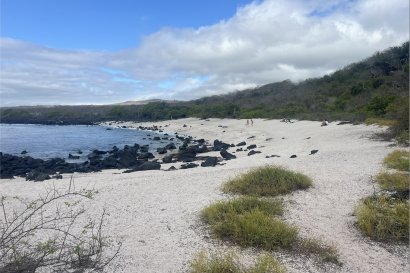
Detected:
[{"left": 0, "top": 124, "right": 181, "bottom": 162}]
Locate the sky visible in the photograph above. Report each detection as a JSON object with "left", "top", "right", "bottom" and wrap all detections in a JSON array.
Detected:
[{"left": 0, "top": 0, "right": 408, "bottom": 107}]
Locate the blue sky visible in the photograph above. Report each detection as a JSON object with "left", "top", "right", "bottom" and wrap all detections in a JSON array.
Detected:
[
  {"left": 1, "top": 0, "right": 254, "bottom": 51},
  {"left": 1, "top": 0, "right": 408, "bottom": 106}
]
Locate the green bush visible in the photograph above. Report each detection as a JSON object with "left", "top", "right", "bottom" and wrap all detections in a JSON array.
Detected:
[
  {"left": 201, "top": 197, "right": 297, "bottom": 249},
  {"left": 375, "top": 171, "right": 409, "bottom": 192},
  {"left": 383, "top": 150, "right": 409, "bottom": 171},
  {"left": 221, "top": 165, "right": 313, "bottom": 197},
  {"left": 188, "top": 250, "right": 287, "bottom": 273},
  {"left": 354, "top": 195, "right": 409, "bottom": 240}
]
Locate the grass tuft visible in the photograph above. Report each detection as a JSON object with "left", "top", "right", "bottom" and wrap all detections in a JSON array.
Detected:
[
  {"left": 201, "top": 197, "right": 297, "bottom": 249},
  {"left": 296, "top": 236, "right": 342, "bottom": 266},
  {"left": 382, "top": 150, "right": 409, "bottom": 171},
  {"left": 354, "top": 195, "right": 409, "bottom": 240},
  {"left": 375, "top": 171, "right": 409, "bottom": 192},
  {"left": 221, "top": 165, "right": 313, "bottom": 197},
  {"left": 188, "top": 250, "right": 287, "bottom": 273}
]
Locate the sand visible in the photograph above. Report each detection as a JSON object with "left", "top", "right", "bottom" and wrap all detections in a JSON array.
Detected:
[{"left": 1, "top": 118, "right": 408, "bottom": 272}]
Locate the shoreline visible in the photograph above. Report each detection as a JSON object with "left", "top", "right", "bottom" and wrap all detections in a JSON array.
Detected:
[{"left": 1, "top": 118, "right": 408, "bottom": 272}]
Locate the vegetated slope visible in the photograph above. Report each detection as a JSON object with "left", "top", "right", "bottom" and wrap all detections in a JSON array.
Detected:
[{"left": 191, "top": 41, "right": 409, "bottom": 121}]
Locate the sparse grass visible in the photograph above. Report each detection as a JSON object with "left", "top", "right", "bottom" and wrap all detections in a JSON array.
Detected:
[
  {"left": 383, "top": 150, "right": 409, "bottom": 171},
  {"left": 221, "top": 165, "right": 313, "bottom": 197},
  {"left": 201, "top": 197, "right": 297, "bottom": 249},
  {"left": 296, "top": 236, "right": 343, "bottom": 266},
  {"left": 354, "top": 195, "right": 409, "bottom": 240},
  {"left": 364, "top": 118, "right": 397, "bottom": 127},
  {"left": 188, "top": 250, "right": 287, "bottom": 273},
  {"left": 375, "top": 171, "right": 409, "bottom": 192}
]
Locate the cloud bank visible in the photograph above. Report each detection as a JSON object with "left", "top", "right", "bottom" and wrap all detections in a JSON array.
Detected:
[{"left": 1, "top": 0, "right": 408, "bottom": 106}]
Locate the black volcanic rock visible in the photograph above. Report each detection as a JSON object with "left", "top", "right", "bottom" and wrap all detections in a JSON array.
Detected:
[
  {"left": 201, "top": 157, "right": 218, "bottom": 167},
  {"left": 180, "top": 163, "right": 199, "bottom": 169},
  {"left": 236, "top": 141, "right": 246, "bottom": 146},
  {"left": 162, "top": 154, "right": 174, "bottom": 163},
  {"left": 248, "top": 150, "right": 261, "bottom": 156},
  {"left": 247, "top": 144, "right": 257, "bottom": 150},
  {"left": 220, "top": 149, "right": 236, "bottom": 160},
  {"left": 212, "top": 139, "right": 231, "bottom": 151}
]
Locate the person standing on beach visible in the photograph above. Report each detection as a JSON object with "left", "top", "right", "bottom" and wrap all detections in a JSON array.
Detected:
[
  {"left": 246, "top": 120, "right": 249, "bottom": 127},
  {"left": 251, "top": 119, "right": 253, "bottom": 126}
]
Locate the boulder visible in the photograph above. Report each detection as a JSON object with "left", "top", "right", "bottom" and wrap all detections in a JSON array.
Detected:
[
  {"left": 153, "top": 137, "right": 161, "bottom": 141},
  {"left": 212, "top": 139, "right": 231, "bottom": 151},
  {"left": 310, "top": 150, "right": 318, "bottom": 155},
  {"left": 177, "top": 147, "right": 197, "bottom": 162},
  {"left": 290, "top": 155, "right": 297, "bottom": 158},
  {"left": 0, "top": 171, "right": 14, "bottom": 179},
  {"left": 165, "top": 141, "right": 175, "bottom": 148},
  {"left": 236, "top": 141, "right": 246, "bottom": 146},
  {"left": 168, "top": 166, "right": 177, "bottom": 171},
  {"left": 118, "top": 151, "right": 139, "bottom": 167},
  {"left": 220, "top": 149, "right": 236, "bottom": 160},
  {"left": 195, "top": 145, "right": 209, "bottom": 153},
  {"left": 26, "top": 170, "right": 50, "bottom": 181},
  {"left": 21, "top": 150, "right": 28, "bottom": 154},
  {"left": 101, "top": 156, "right": 118, "bottom": 168},
  {"left": 236, "top": 148, "right": 243, "bottom": 152},
  {"left": 180, "top": 163, "right": 199, "bottom": 169},
  {"left": 140, "top": 145, "right": 149, "bottom": 152},
  {"left": 157, "top": 147, "right": 168, "bottom": 154},
  {"left": 201, "top": 157, "right": 218, "bottom": 167},
  {"left": 68, "top": 154, "right": 80, "bottom": 159},
  {"left": 248, "top": 150, "right": 261, "bottom": 156},
  {"left": 247, "top": 144, "right": 257, "bottom": 150},
  {"left": 123, "top": 161, "right": 161, "bottom": 173},
  {"left": 162, "top": 155, "right": 174, "bottom": 163},
  {"left": 138, "top": 152, "right": 155, "bottom": 160}
]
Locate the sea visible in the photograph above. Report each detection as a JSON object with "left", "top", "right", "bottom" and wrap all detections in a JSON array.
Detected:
[{"left": 0, "top": 124, "right": 182, "bottom": 163}]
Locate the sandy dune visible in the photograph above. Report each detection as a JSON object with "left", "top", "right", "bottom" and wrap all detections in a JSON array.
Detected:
[{"left": 1, "top": 118, "right": 408, "bottom": 272}]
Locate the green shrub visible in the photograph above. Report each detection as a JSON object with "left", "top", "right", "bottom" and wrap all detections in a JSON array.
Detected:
[
  {"left": 354, "top": 195, "right": 409, "bottom": 240},
  {"left": 383, "top": 150, "right": 409, "bottom": 171},
  {"left": 221, "top": 165, "right": 313, "bottom": 197},
  {"left": 201, "top": 197, "right": 297, "bottom": 249},
  {"left": 375, "top": 171, "right": 409, "bottom": 192},
  {"left": 188, "top": 250, "right": 287, "bottom": 273}
]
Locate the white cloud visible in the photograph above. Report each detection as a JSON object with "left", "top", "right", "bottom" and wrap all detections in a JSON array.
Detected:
[{"left": 1, "top": 0, "right": 408, "bottom": 106}]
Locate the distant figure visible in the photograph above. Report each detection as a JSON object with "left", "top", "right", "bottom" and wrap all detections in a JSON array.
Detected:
[
  {"left": 251, "top": 119, "right": 253, "bottom": 126},
  {"left": 280, "top": 118, "right": 286, "bottom": 122},
  {"left": 321, "top": 119, "right": 328, "bottom": 126},
  {"left": 246, "top": 120, "right": 249, "bottom": 127}
]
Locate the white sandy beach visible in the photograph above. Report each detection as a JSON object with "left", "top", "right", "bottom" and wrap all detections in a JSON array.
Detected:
[{"left": 1, "top": 118, "right": 408, "bottom": 272}]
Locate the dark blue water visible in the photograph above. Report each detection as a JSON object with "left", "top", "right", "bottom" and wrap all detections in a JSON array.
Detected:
[{"left": 0, "top": 124, "right": 181, "bottom": 162}]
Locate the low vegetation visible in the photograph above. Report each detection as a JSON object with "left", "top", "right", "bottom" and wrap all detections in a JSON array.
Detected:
[
  {"left": 221, "top": 165, "right": 313, "bottom": 197},
  {"left": 382, "top": 150, "right": 409, "bottom": 171},
  {"left": 354, "top": 195, "right": 409, "bottom": 240},
  {"left": 375, "top": 171, "right": 409, "bottom": 193},
  {"left": 188, "top": 250, "right": 287, "bottom": 273},
  {"left": 201, "top": 197, "right": 296, "bottom": 249},
  {"left": 355, "top": 150, "right": 409, "bottom": 241},
  {"left": 296, "top": 236, "right": 342, "bottom": 266},
  {"left": 0, "top": 178, "right": 121, "bottom": 272}
]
